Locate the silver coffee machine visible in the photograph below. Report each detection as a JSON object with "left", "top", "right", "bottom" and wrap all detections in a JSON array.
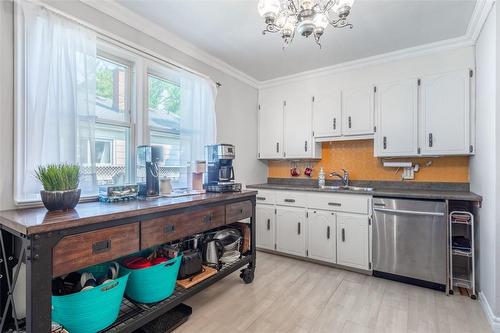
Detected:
[{"left": 204, "top": 144, "right": 241, "bottom": 192}]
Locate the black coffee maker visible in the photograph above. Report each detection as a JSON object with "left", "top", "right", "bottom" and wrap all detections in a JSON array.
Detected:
[
  {"left": 204, "top": 144, "right": 241, "bottom": 192},
  {"left": 136, "top": 145, "right": 163, "bottom": 197}
]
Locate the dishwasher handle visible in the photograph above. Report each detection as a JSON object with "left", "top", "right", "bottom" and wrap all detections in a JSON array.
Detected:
[{"left": 374, "top": 207, "right": 444, "bottom": 217}]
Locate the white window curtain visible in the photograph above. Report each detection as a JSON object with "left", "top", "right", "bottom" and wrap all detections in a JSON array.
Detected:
[
  {"left": 179, "top": 72, "right": 217, "bottom": 170},
  {"left": 15, "top": 1, "right": 97, "bottom": 202}
]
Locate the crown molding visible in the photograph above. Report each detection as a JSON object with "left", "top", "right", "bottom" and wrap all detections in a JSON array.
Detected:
[
  {"left": 81, "top": 0, "right": 259, "bottom": 88},
  {"left": 465, "top": 0, "right": 495, "bottom": 42}
]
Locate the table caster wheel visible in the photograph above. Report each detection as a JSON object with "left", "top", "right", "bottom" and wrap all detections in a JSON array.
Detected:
[
  {"left": 471, "top": 294, "right": 477, "bottom": 300},
  {"left": 240, "top": 268, "right": 254, "bottom": 284},
  {"left": 449, "top": 290, "right": 454, "bottom": 295}
]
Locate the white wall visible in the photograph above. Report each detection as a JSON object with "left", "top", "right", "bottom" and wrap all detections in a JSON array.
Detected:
[
  {"left": 470, "top": 3, "right": 499, "bottom": 331},
  {"left": 259, "top": 46, "right": 475, "bottom": 96},
  {"left": 0, "top": 1, "right": 267, "bottom": 210}
]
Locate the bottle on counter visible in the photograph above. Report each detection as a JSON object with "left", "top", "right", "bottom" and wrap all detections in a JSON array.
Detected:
[{"left": 318, "top": 167, "right": 325, "bottom": 187}]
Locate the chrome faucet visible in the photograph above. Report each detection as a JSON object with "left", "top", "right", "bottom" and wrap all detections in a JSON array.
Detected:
[{"left": 329, "top": 169, "right": 349, "bottom": 187}]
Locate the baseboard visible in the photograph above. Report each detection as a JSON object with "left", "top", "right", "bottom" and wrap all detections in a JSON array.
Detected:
[{"left": 479, "top": 291, "right": 500, "bottom": 332}]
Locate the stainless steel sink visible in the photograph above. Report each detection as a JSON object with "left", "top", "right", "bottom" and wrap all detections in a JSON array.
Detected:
[{"left": 319, "top": 185, "right": 374, "bottom": 192}]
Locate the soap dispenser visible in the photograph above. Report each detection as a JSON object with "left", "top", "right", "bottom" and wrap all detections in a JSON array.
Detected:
[{"left": 318, "top": 167, "right": 325, "bottom": 187}]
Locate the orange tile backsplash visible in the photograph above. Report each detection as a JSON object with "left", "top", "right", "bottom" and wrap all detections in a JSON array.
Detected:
[{"left": 268, "top": 140, "right": 469, "bottom": 183}]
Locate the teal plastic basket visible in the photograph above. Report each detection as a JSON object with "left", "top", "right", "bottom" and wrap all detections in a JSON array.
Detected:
[
  {"left": 52, "top": 263, "right": 129, "bottom": 333},
  {"left": 120, "top": 255, "right": 182, "bottom": 304}
]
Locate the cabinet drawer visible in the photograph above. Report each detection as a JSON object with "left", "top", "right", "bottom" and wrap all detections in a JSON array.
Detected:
[
  {"left": 275, "top": 191, "right": 307, "bottom": 207},
  {"left": 307, "top": 193, "right": 369, "bottom": 214},
  {"left": 226, "top": 200, "right": 253, "bottom": 224},
  {"left": 53, "top": 223, "right": 140, "bottom": 277},
  {"left": 255, "top": 190, "right": 275, "bottom": 205},
  {"left": 141, "top": 205, "right": 225, "bottom": 249}
]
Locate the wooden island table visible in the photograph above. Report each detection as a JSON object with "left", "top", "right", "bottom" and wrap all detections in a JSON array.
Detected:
[{"left": 0, "top": 191, "right": 257, "bottom": 333}]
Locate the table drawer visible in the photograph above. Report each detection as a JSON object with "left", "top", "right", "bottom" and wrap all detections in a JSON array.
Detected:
[
  {"left": 307, "top": 193, "right": 370, "bottom": 214},
  {"left": 255, "top": 190, "right": 275, "bottom": 205},
  {"left": 275, "top": 190, "right": 307, "bottom": 207},
  {"left": 53, "top": 223, "right": 140, "bottom": 277},
  {"left": 226, "top": 200, "right": 253, "bottom": 224},
  {"left": 141, "top": 205, "right": 225, "bottom": 249}
]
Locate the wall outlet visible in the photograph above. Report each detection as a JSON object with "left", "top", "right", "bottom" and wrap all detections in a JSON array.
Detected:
[{"left": 402, "top": 167, "right": 415, "bottom": 180}]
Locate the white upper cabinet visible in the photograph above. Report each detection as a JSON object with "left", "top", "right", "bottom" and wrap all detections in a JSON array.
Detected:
[
  {"left": 374, "top": 79, "right": 419, "bottom": 157},
  {"left": 258, "top": 89, "right": 284, "bottom": 159},
  {"left": 420, "top": 69, "right": 472, "bottom": 155},
  {"left": 312, "top": 90, "right": 342, "bottom": 138},
  {"left": 283, "top": 92, "right": 314, "bottom": 159},
  {"left": 341, "top": 86, "right": 374, "bottom": 137}
]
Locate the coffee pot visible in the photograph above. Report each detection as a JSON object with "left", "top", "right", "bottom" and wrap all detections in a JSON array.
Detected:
[{"left": 202, "top": 239, "right": 224, "bottom": 267}]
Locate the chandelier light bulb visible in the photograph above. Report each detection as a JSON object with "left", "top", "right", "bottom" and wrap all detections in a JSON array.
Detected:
[
  {"left": 258, "top": 0, "right": 282, "bottom": 23},
  {"left": 313, "top": 12, "right": 329, "bottom": 30},
  {"left": 330, "top": 0, "right": 355, "bottom": 16}
]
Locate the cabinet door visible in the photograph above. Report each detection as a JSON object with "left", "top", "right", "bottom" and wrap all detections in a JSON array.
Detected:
[
  {"left": 284, "top": 93, "right": 313, "bottom": 159},
  {"left": 258, "top": 89, "right": 284, "bottom": 159},
  {"left": 307, "top": 210, "right": 336, "bottom": 263},
  {"left": 420, "top": 69, "right": 471, "bottom": 155},
  {"left": 276, "top": 206, "right": 306, "bottom": 257},
  {"left": 312, "top": 90, "right": 342, "bottom": 138},
  {"left": 342, "top": 86, "right": 374, "bottom": 136},
  {"left": 256, "top": 204, "right": 275, "bottom": 250},
  {"left": 374, "top": 79, "right": 419, "bottom": 157},
  {"left": 336, "top": 213, "right": 369, "bottom": 270}
]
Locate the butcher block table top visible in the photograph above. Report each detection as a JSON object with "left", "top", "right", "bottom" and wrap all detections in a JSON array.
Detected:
[{"left": 0, "top": 191, "right": 257, "bottom": 235}]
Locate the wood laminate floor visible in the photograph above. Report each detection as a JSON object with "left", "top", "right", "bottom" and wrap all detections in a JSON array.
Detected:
[{"left": 175, "top": 251, "right": 491, "bottom": 333}]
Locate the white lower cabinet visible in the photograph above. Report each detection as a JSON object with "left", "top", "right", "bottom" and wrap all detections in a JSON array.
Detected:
[
  {"left": 276, "top": 206, "right": 307, "bottom": 257},
  {"left": 336, "top": 213, "right": 370, "bottom": 270},
  {"left": 256, "top": 204, "right": 275, "bottom": 250},
  {"left": 307, "top": 210, "right": 336, "bottom": 263}
]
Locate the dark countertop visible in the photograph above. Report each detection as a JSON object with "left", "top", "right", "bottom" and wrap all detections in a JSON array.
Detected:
[
  {"left": 0, "top": 191, "right": 257, "bottom": 235},
  {"left": 247, "top": 183, "right": 482, "bottom": 202}
]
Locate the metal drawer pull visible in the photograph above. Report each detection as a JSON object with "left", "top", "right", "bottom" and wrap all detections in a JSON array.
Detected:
[
  {"left": 328, "top": 202, "right": 341, "bottom": 206},
  {"left": 164, "top": 224, "right": 175, "bottom": 233},
  {"left": 341, "top": 228, "right": 345, "bottom": 242},
  {"left": 374, "top": 207, "right": 444, "bottom": 217},
  {"left": 333, "top": 118, "right": 336, "bottom": 130},
  {"left": 267, "top": 218, "right": 271, "bottom": 230},
  {"left": 202, "top": 213, "right": 214, "bottom": 223},
  {"left": 383, "top": 136, "right": 387, "bottom": 149},
  {"left": 348, "top": 116, "right": 352, "bottom": 128},
  {"left": 297, "top": 222, "right": 301, "bottom": 235},
  {"left": 92, "top": 239, "right": 111, "bottom": 254},
  {"left": 284, "top": 199, "right": 296, "bottom": 203},
  {"left": 276, "top": 142, "right": 280, "bottom": 153},
  {"left": 256, "top": 196, "right": 266, "bottom": 201},
  {"left": 428, "top": 133, "right": 433, "bottom": 147},
  {"left": 327, "top": 226, "right": 330, "bottom": 239},
  {"left": 240, "top": 208, "right": 244, "bottom": 214},
  {"left": 304, "top": 141, "right": 308, "bottom": 152}
]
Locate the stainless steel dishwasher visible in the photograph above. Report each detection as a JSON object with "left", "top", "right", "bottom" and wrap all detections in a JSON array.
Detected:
[{"left": 372, "top": 197, "right": 447, "bottom": 291}]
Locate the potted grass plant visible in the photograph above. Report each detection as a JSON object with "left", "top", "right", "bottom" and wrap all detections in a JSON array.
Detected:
[{"left": 35, "top": 164, "right": 81, "bottom": 211}]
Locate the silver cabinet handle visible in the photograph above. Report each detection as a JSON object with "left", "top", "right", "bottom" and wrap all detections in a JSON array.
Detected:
[
  {"left": 341, "top": 228, "right": 345, "bottom": 242},
  {"left": 348, "top": 116, "right": 352, "bottom": 128},
  {"left": 267, "top": 218, "right": 270, "bottom": 230},
  {"left": 328, "top": 202, "right": 341, "bottom": 206},
  {"left": 327, "top": 226, "right": 330, "bottom": 239},
  {"left": 428, "top": 133, "right": 433, "bottom": 147},
  {"left": 284, "top": 199, "right": 295, "bottom": 203},
  {"left": 304, "top": 141, "right": 308, "bottom": 152},
  {"left": 333, "top": 118, "right": 336, "bottom": 130},
  {"left": 256, "top": 196, "right": 266, "bottom": 201},
  {"left": 374, "top": 207, "right": 444, "bottom": 217},
  {"left": 383, "top": 136, "right": 387, "bottom": 149},
  {"left": 276, "top": 142, "right": 280, "bottom": 153},
  {"left": 297, "top": 222, "right": 301, "bottom": 235}
]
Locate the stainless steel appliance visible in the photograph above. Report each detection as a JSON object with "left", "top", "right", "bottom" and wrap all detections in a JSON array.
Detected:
[
  {"left": 373, "top": 197, "right": 447, "bottom": 291},
  {"left": 136, "top": 145, "right": 163, "bottom": 197},
  {"left": 202, "top": 239, "right": 224, "bottom": 268},
  {"left": 204, "top": 144, "right": 241, "bottom": 192}
]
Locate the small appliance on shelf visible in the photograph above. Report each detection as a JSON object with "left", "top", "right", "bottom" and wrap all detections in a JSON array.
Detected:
[
  {"left": 204, "top": 144, "right": 242, "bottom": 193},
  {"left": 136, "top": 145, "right": 163, "bottom": 197}
]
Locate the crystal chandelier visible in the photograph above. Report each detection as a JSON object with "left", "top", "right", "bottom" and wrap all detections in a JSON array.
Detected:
[{"left": 257, "top": 0, "right": 354, "bottom": 48}]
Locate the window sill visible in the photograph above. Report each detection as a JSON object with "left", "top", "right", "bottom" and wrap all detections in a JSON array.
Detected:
[{"left": 15, "top": 195, "right": 99, "bottom": 209}]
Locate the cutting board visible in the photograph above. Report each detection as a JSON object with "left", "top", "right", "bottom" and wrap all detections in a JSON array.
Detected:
[{"left": 176, "top": 265, "right": 217, "bottom": 289}]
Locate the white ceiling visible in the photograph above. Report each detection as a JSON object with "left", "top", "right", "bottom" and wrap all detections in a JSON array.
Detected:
[{"left": 117, "top": 0, "right": 477, "bottom": 81}]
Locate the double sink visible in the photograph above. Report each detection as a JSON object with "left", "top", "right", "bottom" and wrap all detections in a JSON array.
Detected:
[{"left": 318, "top": 185, "right": 374, "bottom": 192}]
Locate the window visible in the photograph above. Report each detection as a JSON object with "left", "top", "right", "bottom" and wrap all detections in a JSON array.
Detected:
[
  {"left": 15, "top": 2, "right": 216, "bottom": 203},
  {"left": 93, "top": 54, "right": 133, "bottom": 187},
  {"left": 147, "top": 73, "right": 186, "bottom": 189}
]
